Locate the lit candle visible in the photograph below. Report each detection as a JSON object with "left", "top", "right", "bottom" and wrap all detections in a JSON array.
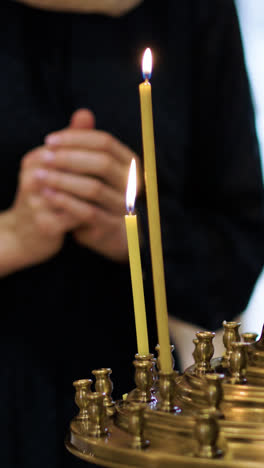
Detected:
[
  {"left": 125, "top": 158, "right": 149, "bottom": 356},
  {"left": 139, "top": 48, "right": 172, "bottom": 373}
]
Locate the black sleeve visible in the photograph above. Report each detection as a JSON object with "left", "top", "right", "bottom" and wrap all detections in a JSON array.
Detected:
[{"left": 151, "top": 0, "right": 264, "bottom": 330}]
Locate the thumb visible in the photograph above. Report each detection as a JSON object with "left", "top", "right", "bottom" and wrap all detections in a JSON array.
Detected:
[{"left": 69, "top": 108, "right": 96, "bottom": 130}]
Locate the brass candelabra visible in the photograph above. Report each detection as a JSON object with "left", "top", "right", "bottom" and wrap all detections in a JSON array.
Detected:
[{"left": 66, "top": 320, "right": 264, "bottom": 467}]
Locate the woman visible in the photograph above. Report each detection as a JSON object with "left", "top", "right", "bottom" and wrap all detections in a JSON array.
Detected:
[{"left": 1, "top": 0, "right": 264, "bottom": 467}]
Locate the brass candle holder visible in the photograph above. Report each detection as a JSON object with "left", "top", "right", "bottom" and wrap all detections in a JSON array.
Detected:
[
  {"left": 222, "top": 320, "right": 241, "bottom": 368},
  {"left": 194, "top": 331, "right": 215, "bottom": 375},
  {"left": 92, "top": 368, "right": 115, "bottom": 417},
  {"left": 126, "top": 353, "right": 156, "bottom": 403},
  {"left": 72, "top": 379, "right": 93, "bottom": 421},
  {"left": 66, "top": 320, "right": 264, "bottom": 467}
]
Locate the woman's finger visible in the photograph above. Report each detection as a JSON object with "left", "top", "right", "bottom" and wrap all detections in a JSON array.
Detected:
[
  {"left": 42, "top": 187, "right": 110, "bottom": 225},
  {"left": 40, "top": 169, "right": 125, "bottom": 214},
  {"left": 22, "top": 147, "right": 128, "bottom": 192},
  {"left": 45, "top": 128, "right": 136, "bottom": 165},
  {"left": 47, "top": 149, "right": 127, "bottom": 192}
]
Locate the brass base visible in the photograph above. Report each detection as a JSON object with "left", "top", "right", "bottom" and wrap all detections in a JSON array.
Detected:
[
  {"left": 66, "top": 415, "right": 264, "bottom": 467},
  {"left": 66, "top": 322, "right": 264, "bottom": 467}
]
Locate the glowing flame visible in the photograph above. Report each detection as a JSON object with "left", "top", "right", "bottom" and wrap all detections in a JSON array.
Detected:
[
  {"left": 126, "top": 159, "right": 137, "bottom": 213},
  {"left": 142, "top": 48, "right": 152, "bottom": 80}
]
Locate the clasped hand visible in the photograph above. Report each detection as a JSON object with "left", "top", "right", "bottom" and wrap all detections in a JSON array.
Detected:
[{"left": 12, "top": 109, "right": 143, "bottom": 266}]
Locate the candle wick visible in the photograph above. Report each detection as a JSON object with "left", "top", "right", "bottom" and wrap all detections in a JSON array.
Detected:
[{"left": 142, "top": 73, "right": 151, "bottom": 82}]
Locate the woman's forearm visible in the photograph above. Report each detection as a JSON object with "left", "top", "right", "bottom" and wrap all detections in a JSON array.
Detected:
[
  {"left": 14, "top": 0, "right": 143, "bottom": 16},
  {"left": 0, "top": 210, "right": 31, "bottom": 277},
  {"left": 15, "top": 0, "right": 95, "bottom": 12}
]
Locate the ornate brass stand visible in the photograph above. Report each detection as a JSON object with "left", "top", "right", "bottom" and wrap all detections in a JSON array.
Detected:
[{"left": 66, "top": 321, "right": 264, "bottom": 467}]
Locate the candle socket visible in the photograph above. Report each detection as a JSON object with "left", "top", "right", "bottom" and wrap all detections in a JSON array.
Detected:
[
  {"left": 92, "top": 368, "right": 115, "bottom": 417},
  {"left": 228, "top": 342, "right": 249, "bottom": 384},
  {"left": 155, "top": 344, "right": 175, "bottom": 373},
  {"left": 72, "top": 379, "right": 93, "bottom": 421},
  {"left": 194, "top": 409, "right": 222, "bottom": 459},
  {"left": 127, "top": 402, "right": 149, "bottom": 450},
  {"left": 242, "top": 333, "right": 259, "bottom": 362},
  {"left": 86, "top": 392, "right": 109, "bottom": 438},
  {"left": 245, "top": 324, "right": 264, "bottom": 385},
  {"left": 195, "top": 331, "right": 215, "bottom": 375},
  {"left": 192, "top": 338, "right": 199, "bottom": 366},
  {"left": 136, "top": 353, "right": 157, "bottom": 380},
  {"left": 222, "top": 321, "right": 241, "bottom": 368},
  {"left": 127, "top": 354, "right": 155, "bottom": 403},
  {"left": 203, "top": 373, "right": 225, "bottom": 418},
  {"left": 157, "top": 371, "right": 178, "bottom": 412},
  {"left": 242, "top": 332, "right": 258, "bottom": 344}
]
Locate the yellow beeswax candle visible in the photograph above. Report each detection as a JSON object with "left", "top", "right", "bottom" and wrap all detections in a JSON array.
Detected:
[
  {"left": 139, "top": 48, "right": 172, "bottom": 373},
  {"left": 125, "top": 159, "right": 149, "bottom": 356}
]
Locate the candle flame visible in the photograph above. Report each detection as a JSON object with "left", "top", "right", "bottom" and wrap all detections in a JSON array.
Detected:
[
  {"left": 126, "top": 158, "right": 137, "bottom": 213},
  {"left": 142, "top": 48, "right": 152, "bottom": 81}
]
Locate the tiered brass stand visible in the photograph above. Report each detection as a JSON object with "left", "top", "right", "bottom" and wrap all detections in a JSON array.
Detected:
[{"left": 66, "top": 321, "right": 264, "bottom": 467}]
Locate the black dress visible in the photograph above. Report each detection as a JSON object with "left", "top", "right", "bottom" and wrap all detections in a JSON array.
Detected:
[{"left": 0, "top": 1, "right": 263, "bottom": 467}]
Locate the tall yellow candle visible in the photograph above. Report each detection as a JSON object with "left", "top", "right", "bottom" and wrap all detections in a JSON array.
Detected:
[
  {"left": 125, "top": 159, "right": 149, "bottom": 356},
  {"left": 139, "top": 48, "right": 172, "bottom": 373}
]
